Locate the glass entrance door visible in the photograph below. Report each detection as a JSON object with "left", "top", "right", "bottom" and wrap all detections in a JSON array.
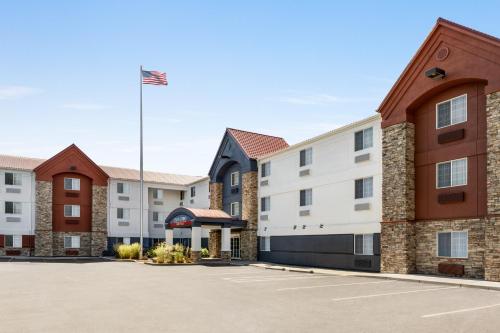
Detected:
[{"left": 230, "top": 235, "right": 240, "bottom": 259}]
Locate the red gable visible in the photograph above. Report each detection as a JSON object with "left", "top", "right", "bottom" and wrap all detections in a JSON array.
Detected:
[{"left": 227, "top": 128, "right": 289, "bottom": 159}]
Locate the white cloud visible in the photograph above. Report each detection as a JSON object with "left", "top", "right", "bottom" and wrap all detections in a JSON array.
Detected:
[
  {"left": 62, "top": 103, "right": 110, "bottom": 111},
  {"left": 0, "top": 86, "right": 43, "bottom": 100}
]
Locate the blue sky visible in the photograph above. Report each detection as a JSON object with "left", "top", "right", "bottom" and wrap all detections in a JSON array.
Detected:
[{"left": 1, "top": 1, "right": 499, "bottom": 176}]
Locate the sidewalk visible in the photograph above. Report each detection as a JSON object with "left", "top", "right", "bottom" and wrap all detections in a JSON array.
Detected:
[{"left": 246, "top": 262, "right": 500, "bottom": 291}]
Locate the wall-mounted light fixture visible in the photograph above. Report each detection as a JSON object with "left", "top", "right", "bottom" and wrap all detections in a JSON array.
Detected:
[
  {"left": 425, "top": 67, "right": 446, "bottom": 80},
  {"left": 319, "top": 224, "right": 324, "bottom": 229}
]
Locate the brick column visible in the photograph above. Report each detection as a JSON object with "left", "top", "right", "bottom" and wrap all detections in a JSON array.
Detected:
[
  {"left": 240, "top": 171, "right": 258, "bottom": 260},
  {"left": 209, "top": 182, "right": 223, "bottom": 258},
  {"left": 91, "top": 185, "right": 108, "bottom": 257},
  {"left": 380, "top": 122, "right": 416, "bottom": 273},
  {"left": 35, "top": 181, "right": 53, "bottom": 256},
  {"left": 485, "top": 92, "right": 500, "bottom": 281},
  {"left": 209, "top": 182, "right": 223, "bottom": 210}
]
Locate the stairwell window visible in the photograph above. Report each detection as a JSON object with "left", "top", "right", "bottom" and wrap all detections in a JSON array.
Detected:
[
  {"left": 64, "top": 236, "right": 80, "bottom": 249},
  {"left": 436, "top": 158, "right": 467, "bottom": 188},
  {"left": 231, "top": 171, "right": 240, "bottom": 186},
  {"left": 355, "top": 177, "right": 373, "bottom": 199},
  {"left": 299, "top": 148, "right": 312, "bottom": 167},
  {"left": 5, "top": 172, "right": 22, "bottom": 186},
  {"left": 64, "top": 205, "right": 80, "bottom": 217},
  {"left": 230, "top": 202, "right": 240, "bottom": 216},
  {"left": 354, "top": 234, "right": 373, "bottom": 255},
  {"left": 299, "top": 189, "right": 312, "bottom": 207},
  {"left": 64, "top": 178, "right": 80, "bottom": 191},
  {"left": 5, "top": 202, "right": 22, "bottom": 214},
  {"left": 437, "top": 231, "right": 468, "bottom": 258},
  {"left": 436, "top": 94, "right": 467, "bottom": 129},
  {"left": 261, "top": 196, "right": 271, "bottom": 212},
  {"left": 5, "top": 235, "right": 22, "bottom": 248},
  {"left": 354, "top": 127, "right": 373, "bottom": 151}
]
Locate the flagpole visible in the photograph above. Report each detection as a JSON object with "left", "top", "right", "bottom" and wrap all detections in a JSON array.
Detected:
[{"left": 139, "top": 65, "right": 144, "bottom": 259}]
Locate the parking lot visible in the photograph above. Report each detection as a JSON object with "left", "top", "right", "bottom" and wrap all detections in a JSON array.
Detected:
[{"left": 1, "top": 260, "right": 499, "bottom": 332}]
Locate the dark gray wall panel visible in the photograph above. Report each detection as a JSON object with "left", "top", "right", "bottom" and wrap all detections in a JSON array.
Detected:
[{"left": 270, "top": 234, "right": 354, "bottom": 254}]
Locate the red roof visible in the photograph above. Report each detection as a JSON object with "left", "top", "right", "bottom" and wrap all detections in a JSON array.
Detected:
[{"left": 227, "top": 128, "right": 289, "bottom": 159}]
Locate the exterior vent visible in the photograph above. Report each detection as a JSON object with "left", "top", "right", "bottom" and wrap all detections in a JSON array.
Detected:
[
  {"left": 231, "top": 188, "right": 239, "bottom": 194},
  {"left": 6, "top": 188, "right": 21, "bottom": 194},
  {"left": 354, "top": 153, "right": 370, "bottom": 163},
  {"left": 438, "top": 263, "right": 465, "bottom": 276},
  {"left": 438, "top": 128, "right": 465, "bottom": 144},
  {"left": 354, "top": 203, "right": 371, "bottom": 211},
  {"left": 6, "top": 217, "right": 21, "bottom": 222},
  {"left": 438, "top": 192, "right": 465, "bottom": 204},
  {"left": 154, "top": 224, "right": 164, "bottom": 228},
  {"left": 299, "top": 210, "right": 310, "bottom": 217},
  {"left": 354, "top": 259, "right": 372, "bottom": 268},
  {"left": 260, "top": 215, "right": 269, "bottom": 221},
  {"left": 118, "top": 196, "right": 130, "bottom": 201},
  {"left": 118, "top": 221, "right": 130, "bottom": 226},
  {"left": 65, "top": 192, "right": 79, "bottom": 198},
  {"left": 299, "top": 169, "right": 310, "bottom": 177},
  {"left": 260, "top": 180, "right": 269, "bottom": 186},
  {"left": 65, "top": 220, "right": 79, "bottom": 224},
  {"left": 5, "top": 250, "right": 21, "bottom": 256},
  {"left": 154, "top": 201, "right": 163, "bottom": 205}
]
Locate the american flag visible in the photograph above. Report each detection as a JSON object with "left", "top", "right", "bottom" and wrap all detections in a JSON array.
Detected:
[{"left": 142, "top": 70, "right": 168, "bottom": 85}]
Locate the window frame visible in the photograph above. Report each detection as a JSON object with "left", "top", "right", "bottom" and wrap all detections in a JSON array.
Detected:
[
  {"left": 354, "top": 234, "right": 374, "bottom": 255},
  {"left": 152, "top": 188, "right": 163, "bottom": 200},
  {"left": 190, "top": 186, "right": 196, "bottom": 197},
  {"left": 64, "top": 205, "right": 80, "bottom": 218},
  {"left": 230, "top": 171, "right": 240, "bottom": 187},
  {"left": 5, "top": 172, "right": 22, "bottom": 186},
  {"left": 354, "top": 177, "right": 374, "bottom": 199},
  {"left": 354, "top": 127, "right": 374, "bottom": 152},
  {"left": 436, "top": 231, "right": 468, "bottom": 259},
  {"left": 230, "top": 202, "right": 240, "bottom": 216},
  {"left": 5, "top": 201, "right": 22, "bottom": 215},
  {"left": 64, "top": 236, "right": 80, "bottom": 249},
  {"left": 117, "top": 208, "right": 129, "bottom": 220},
  {"left": 261, "top": 196, "right": 271, "bottom": 212},
  {"left": 261, "top": 162, "right": 271, "bottom": 178},
  {"left": 259, "top": 236, "right": 271, "bottom": 252},
  {"left": 117, "top": 182, "right": 129, "bottom": 194},
  {"left": 64, "top": 177, "right": 80, "bottom": 191},
  {"left": 299, "top": 189, "right": 313, "bottom": 207},
  {"left": 152, "top": 211, "right": 159, "bottom": 222},
  {"left": 5, "top": 235, "right": 22, "bottom": 248},
  {"left": 299, "top": 148, "right": 313, "bottom": 167},
  {"left": 436, "top": 94, "right": 467, "bottom": 129},
  {"left": 436, "top": 158, "right": 468, "bottom": 189}
]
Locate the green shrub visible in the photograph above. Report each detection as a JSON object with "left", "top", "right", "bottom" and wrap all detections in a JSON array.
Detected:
[
  {"left": 200, "top": 248, "right": 209, "bottom": 258},
  {"left": 130, "top": 243, "right": 141, "bottom": 259}
]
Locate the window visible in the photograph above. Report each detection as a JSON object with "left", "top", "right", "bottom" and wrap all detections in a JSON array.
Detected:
[
  {"left": 355, "top": 177, "right": 373, "bottom": 199},
  {"left": 260, "top": 236, "right": 271, "bottom": 251},
  {"left": 230, "top": 202, "right": 240, "bottom": 216},
  {"left": 152, "top": 211, "right": 159, "bottom": 222},
  {"left": 299, "top": 148, "right": 313, "bottom": 167},
  {"left": 438, "top": 231, "right": 468, "bottom": 258},
  {"left": 117, "top": 208, "right": 130, "bottom": 220},
  {"left": 261, "top": 162, "right": 271, "bottom": 177},
  {"left": 354, "top": 127, "right": 374, "bottom": 151},
  {"left": 64, "top": 205, "right": 80, "bottom": 217},
  {"left": 64, "top": 236, "right": 80, "bottom": 249},
  {"left": 230, "top": 172, "right": 240, "bottom": 187},
  {"left": 190, "top": 186, "right": 196, "bottom": 197},
  {"left": 354, "top": 234, "right": 374, "bottom": 255},
  {"left": 5, "top": 235, "right": 22, "bottom": 248},
  {"left": 123, "top": 237, "right": 131, "bottom": 245},
  {"left": 299, "top": 189, "right": 312, "bottom": 207},
  {"left": 180, "top": 191, "right": 185, "bottom": 201},
  {"left": 64, "top": 178, "right": 80, "bottom": 191},
  {"left": 117, "top": 182, "right": 129, "bottom": 194},
  {"left": 5, "top": 202, "right": 22, "bottom": 214},
  {"left": 5, "top": 172, "right": 22, "bottom": 186},
  {"left": 436, "top": 158, "right": 467, "bottom": 188},
  {"left": 261, "top": 196, "right": 271, "bottom": 212},
  {"left": 152, "top": 189, "right": 163, "bottom": 199},
  {"left": 437, "top": 94, "right": 467, "bottom": 128}
]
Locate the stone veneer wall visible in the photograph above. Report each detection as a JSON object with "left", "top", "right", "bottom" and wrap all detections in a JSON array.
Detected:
[
  {"left": 91, "top": 185, "right": 108, "bottom": 256},
  {"left": 380, "top": 122, "right": 416, "bottom": 273},
  {"left": 53, "top": 232, "right": 92, "bottom": 256},
  {"left": 485, "top": 92, "right": 500, "bottom": 281},
  {"left": 35, "top": 181, "right": 53, "bottom": 256},
  {"left": 209, "top": 182, "right": 223, "bottom": 257},
  {"left": 240, "top": 171, "right": 258, "bottom": 260},
  {"left": 209, "top": 182, "right": 223, "bottom": 210}
]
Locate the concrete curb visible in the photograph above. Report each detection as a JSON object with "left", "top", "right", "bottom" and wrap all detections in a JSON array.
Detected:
[{"left": 250, "top": 263, "right": 500, "bottom": 291}]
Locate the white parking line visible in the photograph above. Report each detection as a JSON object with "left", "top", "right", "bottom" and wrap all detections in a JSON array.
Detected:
[
  {"left": 223, "top": 274, "right": 306, "bottom": 280},
  {"left": 331, "top": 286, "right": 458, "bottom": 301},
  {"left": 276, "top": 280, "right": 393, "bottom": 291},
  {"left": 229, "top": 276, "right": 333, "bottom": 283},
  {"left": 206, "top": 272, "right": 263, "bottom": 276},
  {"left": 421, "top": 303, "right": 500, "bottom": 318}
]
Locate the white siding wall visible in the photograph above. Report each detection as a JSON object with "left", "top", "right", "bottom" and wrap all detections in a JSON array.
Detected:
[
  {"left": 184, "top": 178, "right": 210, "bottom": 209},
  {"left": 0, "top": 169, "right": 35, "bottom": 236},
  {"left": 258, "top": 116, "right": 382, "bottom": 238}
]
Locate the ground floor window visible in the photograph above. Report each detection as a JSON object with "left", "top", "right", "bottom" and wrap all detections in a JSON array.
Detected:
[
  {"left": 64, "top": 236, "right": 80, "bottom": 249},
  {"left": 437, "top": 231, "right": 468, "bottom": 258},
  {"left": 354, "top": 234, "right": 373, "bottom": 255},
  {"left": 259, "top": 236, "right": 270, "bottom": 251},
  {"left": 5, "top": 235, "right": 22, "bottom": 248},
  {"left": 123, "top": 237, "right": 131, "bottom": 245},
  {"left": 231, "top": 235, "right": 240, "bottom": 259}
]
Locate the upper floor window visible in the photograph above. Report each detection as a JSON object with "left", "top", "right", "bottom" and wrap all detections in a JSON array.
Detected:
[
  {"left": 299, "top": 189, "right": 312, "bottom": 207},
  {"left": 354, "top": 127, "right": 373, "bottom": 152},
  {"left": 5, "top": 172, "right": 22, "bottom": 186},
  {"left": 355, "top": 177, "right": 373, "bottom": 199},
  {"left": 64, "top": 205, "right": 80, "bottom": 217},
  {"left": 299, "top": 148, "right": 312, "bottom": 167},
  {"left": 117, "top": 208, "right": 130, "bottom": 220},
  {"left": 5, "top": 201, "right": 22, "bottom": 214},
  {"left": 5, "top": 235, "right": 22, "bottom": 248},
  {"left": 230, "top": 202, "right": 240, "bottom": 216},
  {"left": 64, "top": 236, "right": 80, "bottom": 249},
  {"left": 190, "top": 186, "right": 196, "bottom": 197},
  {"left": 436, "top": 158, "right": 467, "bottom": 188},
  {"left": 117, "top": 182, "right": 129, "bottom": 194},
  {"left": 261, "top": 162, "right": 271, "bottom": 178},
  {"left": 231, "top": 171, "right": 240, "bottom": 187},
  {"left": 354, "top": 234, "right": 374, "bottom": 255},
  {"left": 438, "top": 231, "right": 467, "bottom": 258},
  {"left": 64, "top": 178, "right": 80, "bottom": 191},
  {"left": 436, "top": 94, "right": 467, "bottom": 129},
  {"left": 152, "top": 189, "right": 163, "bottom": 200},
  {"left": 261, "top": 196, "right": 271, "bottom": 212},
  {"left": 180, "top": 191, "right": 185, "bottom": 201},
  {"left": 152, "top": 211, "right": 159, "bottom": 222}
]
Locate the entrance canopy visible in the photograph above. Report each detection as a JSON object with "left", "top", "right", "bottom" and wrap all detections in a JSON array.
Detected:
[{"left": 164, "top": 207, "right": 246, "bottom": 229}]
